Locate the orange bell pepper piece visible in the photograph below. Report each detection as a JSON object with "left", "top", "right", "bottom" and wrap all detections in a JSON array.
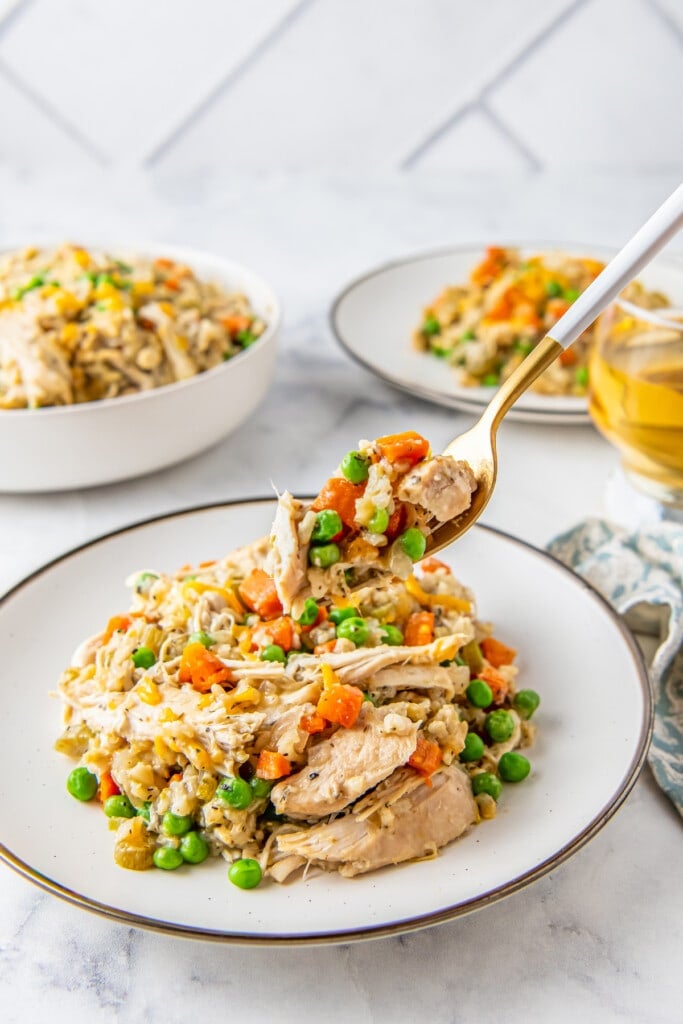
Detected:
[
  {"left": 238, "top": 569, "right": 283, "bottom": 619},
  {"left": 178, "top": 642, "right": 234, "bottom": 693},
  {"left": 480, "top": 637, "right": 516, "bottom": 668},
  {"left": 375, "top": 431, "right": 430, "bottom": 466},
  {"left": 102, "top": 615, "right": 131, "bottom": 644},
  {"left": 317, "top": 683, "right": 364, "bottom": 728},
  {"left": 408, "top": 735, "right": 443, "bottom": 784},
  {"left": 404, "top": 611, "right": 435, "bottom": 646},
  {"left": 255, "top": 750, "right": 291, "bottom": 780},
  {"left": 98, "top": 771, "right": 120, "bottom": 802}
]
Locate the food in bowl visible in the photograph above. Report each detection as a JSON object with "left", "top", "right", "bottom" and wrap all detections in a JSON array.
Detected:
[
  {"left": 56, "top": 433, "right": 538, "bottom": 887},
  {"left": 0, "top": 243, "right": 266, "bottom": 408},
  {"left": 413, "top": 246, "right": 604, "bottom": 396}
]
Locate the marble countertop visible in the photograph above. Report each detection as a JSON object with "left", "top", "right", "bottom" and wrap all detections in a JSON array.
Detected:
[{"left": 0, "top": 170, "right": 681, "bottom": 1024}]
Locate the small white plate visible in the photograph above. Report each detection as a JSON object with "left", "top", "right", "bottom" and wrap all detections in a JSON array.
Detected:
[
  {"left": 0, "top": 500, "right": 651, "bottom": 944},
  {"left": 330, "top": 244, "right": 683, "bottom": 425}
]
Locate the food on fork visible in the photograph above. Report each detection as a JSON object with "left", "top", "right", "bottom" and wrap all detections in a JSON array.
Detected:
[
  {"left": 413, "top": 246, "right": 605, "bottom": 396},
  {"left": 0, "top": 243, "right": 266, "bottom": 409},
  {"left": 56, "top": 432, "right": 538, "bottom": 888}
]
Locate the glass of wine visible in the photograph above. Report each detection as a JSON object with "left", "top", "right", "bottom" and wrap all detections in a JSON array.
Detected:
[{"left": 589, "top": 281, "right": 683, "bottom": 522}]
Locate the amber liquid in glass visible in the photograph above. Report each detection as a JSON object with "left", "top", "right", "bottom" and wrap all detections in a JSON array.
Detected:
[{"left": 589, "top": 341, "right": 683, "bottom": 497}]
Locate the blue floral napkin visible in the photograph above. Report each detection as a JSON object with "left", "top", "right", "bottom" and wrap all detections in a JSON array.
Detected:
[{"left": 547, "top": 519, "right": 683, "bottom": 818}]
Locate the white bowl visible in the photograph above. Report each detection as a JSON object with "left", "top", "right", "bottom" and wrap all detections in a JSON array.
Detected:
[{"left": 0, "top": 243, "right": 281, "bottom": 492}]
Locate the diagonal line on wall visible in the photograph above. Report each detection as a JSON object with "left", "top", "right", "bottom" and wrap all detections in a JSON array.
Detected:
[
  {"left": 145, "top": 0, "right": 318, "bottom": 167},
  {"left": 646, "top": 0, "right": 683, "bottom": 47},
  {"left": 480, "top": 102, "right": 543, "bottom": 171},
  {"left": 401, "top": 0, "right": 593, "bottom": 170},
  {"left": 0, "top": 0, "right": 34, "bottom": 40},
  {"left": 0, "top": 57, "right": 107, "bottom": 165}
]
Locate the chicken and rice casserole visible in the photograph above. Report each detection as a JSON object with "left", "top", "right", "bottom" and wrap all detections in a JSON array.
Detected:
[
  {"left": 57, "top": 432, "right": 539, "bottom": 888},
  {"left": 0, "top": 243, "right": 265, "bottom": 409},
  {"left": 413, "top": 246, "right": 605, "bottom": 396}
]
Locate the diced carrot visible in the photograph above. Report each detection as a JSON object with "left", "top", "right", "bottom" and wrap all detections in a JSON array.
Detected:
[
  {"left": 480, "top": 637, "right": 516, "bottom": 668},
  {"left": 102, "top": 615, "right": 131, "bottom": 644},
  {"left": 238, "top": 568, "right": 283, "bottom": 619},
  {"left": 408, "top": 735, "right": 443, "bottom": 784},
  {"left": 375, "top": 431, "right": 430, "bottom": 466},
  {"left": 164, "top": 277, "right": 180, "bottom": 292},
  {"left": 252, "top": 616, "right": 296, "bottom": 652},
  {"left": 404, "top": 611, "right": 435, "bottom": 646},
  {"left": 312, "top": 477, "right": 366, "bottom": 529},
  {"left": 154, "top": 257, "right": 175, "bottom": 270},
  {"left": 178, "top": 642, "right": 234, "bottom": 693},
  {"left": 385, "top": 502, "right": 407, "bottom": 541},
  {"left": 317, "top": 683, "right": 364, "bottom": 728},
  {"left": 98, "top": 771, "right": 120, "bottom": 802},
  {"left": 198, "top": 559, "right": 216, "bottom": 568},
  {"left": 559, "top": 347, "right": 578, "bottom": 367},
  {"left": 420, "top": 556, "right": 452, "bottom": 574},
  {"left": 548, "top": 298, "right": 571, "bottom": 322},
  {"left": 221, "top": 314, "right": 252, "bottom": 335},
  {"left": 479, "top": 664, "right": 510, "bottom": 704},
  {"left": 256, "top": 750, "right": 291, "bottom": 780},
  {"left": 300, "top": 711, "right": 327, "bottom": 735},
  {"left": 314, "top": 639, "right": 338, "bottom": 655},
  {"left": 470, "top": 246, "right": 508, "bottom": 287}
]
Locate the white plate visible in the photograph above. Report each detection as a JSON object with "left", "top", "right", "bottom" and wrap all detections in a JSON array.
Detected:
[
  {"left": 0, "top": 242, "right": 280, "bottom": 492},
  {"left": 0, "top": 500, "right": 651, "bottom": 944},
  {"left": 330, "top": 244, "right": 683, "bottom": 425}
]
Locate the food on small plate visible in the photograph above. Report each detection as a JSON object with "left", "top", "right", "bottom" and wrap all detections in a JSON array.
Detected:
[
  {"left": 0, "top": 243, "right": 266, "bottom": 409},
  {"left": 56, "top": 433, "right": 538, "bottom": 889},
  {"left": 413, "top": 246, "right": 604, "bottom": 396}
]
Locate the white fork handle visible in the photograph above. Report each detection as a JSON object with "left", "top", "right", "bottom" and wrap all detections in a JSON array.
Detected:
[{"left": 551, "top": 182, "right": 683, "bottom": 350}]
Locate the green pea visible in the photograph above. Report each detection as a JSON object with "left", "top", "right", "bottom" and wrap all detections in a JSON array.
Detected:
[
  {"left": 297, "top": 598, "right": 319, "bottom": 626},
  {"left": 189, "top": 630, "right": 215, "bottom": 648},
  {"left": 153, "top": 846, "right": 184, "bottom": 871},
  {"left": 137, "top": 801, "right": 151, "bottom": 822},
  {"left": 471, "top": 772, "right": 503, "bottom": 800},
  {"left": 216, "top": 776, "right": 252, "bottom": 810},
  {"left": 249, "top": 777, "right": 273, "bottom": 800},
  {"left": 66, "top": 766, "right": 98, "bottom": 801},
  {"left": 162, "top": 811, "right": 193, "bottom": 836},
  {"left": 228, "top": 858, "right": 262, "bottom": 890},
  {"left": 422, "top": 315, "right": 441, "bottom": 336},
  {"left": 513, "top": 689, "right": 540, "bottom": 720},
  {"left": 134, "top": 571, "right": 158, "bottom": 594},
  {"left": 336, "top": 616, "right": 370, "bottom": 646},
  {"left": 485, "top": 709, "right": 515, "bottom": 743},
  {"left": 461, "top": 329, "right": 476, "bottom": 341},
  {"left": 481, "top": 373, "right": 500, "bottom": 387},
  {"left": 311, "top": 509, "right": 343, "bottom": 544},
  {"left": 546, "top": 280, "right": 563, "bottom": 297},
  {"left": 309, "top": 543, "right": 340, "bottom": 568},
  {"left": 466, "top": 679, "right": 494, "bottom": 708},
  {"left": 574, "top": 366, "right": 589, "bottom": 388},
  {"left": 329, "top": 606, "right": 359, "bottom": 625},
  {"left": 399, "top": 528, "right": 426, "bottom": 561},
  {"left": 379, "top": 624, "right": 404, "bottom": 646},
  {"left": 367, "top": 507, "right": 389, "bottom": 534},
  {"left": 340, "top": 451, "right": 370, "bottom": 484},
  {"left": 236, "top": 329, "right": 258, "bottom": 347},
  {"left": 104, "top": 794, "right": 136, "bottom": 818},
  {"left": 459, "top": 732, "right": 485, "bottom": 763},
  {"left": 261, "top": 644, "right": 286, "bottom": 664},
  {"left": 514, "top": 339, "right": 534, "bottom": 356},
  {"left": 498, "top": 751, "right": 531, "bottom": 782},
  {"left": 431, "top": 345, "right": 450, "bottom": 358},
  {"left": 180, "top": 831, "right": 209, "bottom": 864},
  {"left": 564, "top": 287, "right": 580, "bottom": 302},
  {"left": 131, "top": 646, "right": 156, "bottom": 669}
]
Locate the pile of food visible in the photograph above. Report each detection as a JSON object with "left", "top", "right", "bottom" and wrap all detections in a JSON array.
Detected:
[
  {"left": 56, "top": 432, "right": 539, "bottom": 888},
  {"left": 413, "top": 246, "right": 605, "bottom": 396},
  {"left": 0, "top": 243, "right": 266, "bottom": 408}
]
